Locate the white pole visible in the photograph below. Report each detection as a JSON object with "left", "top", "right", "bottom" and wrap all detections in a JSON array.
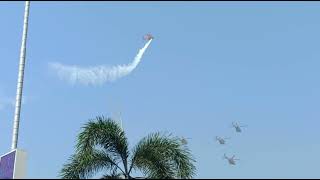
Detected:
[
  {"left": 119, "top": 112, "right": 123, "bottom": 130},
  {"left": 11, "top": 1, "right": 30, "bottom": 150}
]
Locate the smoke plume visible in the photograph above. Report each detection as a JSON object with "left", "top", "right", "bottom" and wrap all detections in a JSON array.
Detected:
[{"left": 49, "top": 39, "right": 153, "bottom": 86}]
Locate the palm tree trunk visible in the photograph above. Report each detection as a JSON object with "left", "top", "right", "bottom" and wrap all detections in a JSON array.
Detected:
[
  {"left": 123, "top": 159, "right": 129, "bottom": 179},
  {"left": 11, "top": 1, "right": 30, "bottom": 150}
]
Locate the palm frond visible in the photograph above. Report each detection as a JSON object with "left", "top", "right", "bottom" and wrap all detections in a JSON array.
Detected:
[
  {"left": 130, "top": 132, "right": 196, "bottom": 179},
  {"left": 76, "top": 116, "right": 129, "bottom": 165},
  {"left": 60, "top": 149, "right": 116, "bottom": 179},
  {"left": 100, "top": 168, "right": 123, "bottom": 179},
  {"left": 61, "top": 116, "right": 129, "bottom": 179}
]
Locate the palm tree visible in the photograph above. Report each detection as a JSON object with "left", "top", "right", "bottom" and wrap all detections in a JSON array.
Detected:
[{"left": 60, "top": 116, "right": 196, "bottom": 179}]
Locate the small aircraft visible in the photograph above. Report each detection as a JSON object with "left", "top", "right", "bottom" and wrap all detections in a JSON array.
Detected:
[
  {"left": 231, "top": 122, "right": 247, "bottom": 133},
  {"left": 215, "top": 136, "right": 230, "bottom": 145},
  {"left": 180, "top": 137, "right": 191, "bottom": 145},
  {"left": 143, "top": 33, "right": 154, "bottom": 41},
  {"left": 223, "top": 153, "right": 239, "bottom": 165}
]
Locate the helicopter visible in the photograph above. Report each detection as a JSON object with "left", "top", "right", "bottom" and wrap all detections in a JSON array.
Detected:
[
  {"left": 231, "top": 122, "right": 247, "bottom": 133},
  {"left": 223, "top": 153, "right": 239, "bottom": 165},
  {"left": 215, "top": 136, "right": 230, "bottom": 145},
  {"left": 180, "top": 137, "right": 191, "bottom": 145}
]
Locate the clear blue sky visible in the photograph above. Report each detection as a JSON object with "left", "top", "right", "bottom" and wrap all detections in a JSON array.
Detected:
[{"left": 1, "top": 2, "right": 320, "bottom": 178}]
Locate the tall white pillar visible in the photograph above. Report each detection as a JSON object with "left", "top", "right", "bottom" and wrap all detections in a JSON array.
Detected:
[{"left": 11, "top": 1, "right": 30, "bottom": 151}]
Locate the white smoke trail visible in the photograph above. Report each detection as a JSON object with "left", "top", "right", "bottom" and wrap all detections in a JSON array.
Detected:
[{"left": 49, "top": 39, "right": 153, "bottom": 86}]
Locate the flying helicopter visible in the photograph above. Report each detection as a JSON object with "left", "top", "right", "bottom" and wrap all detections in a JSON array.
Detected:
[
  {"left": 215, "top": 136, "right": 230, "bottom": 145},
  {"left": 180, "top": 137, "right": 191, "bottom": 145},
  {"left": 223, "top": 153, "right": 240, "bottom": 165},
  {"left": 231, "top": 122, "right": 247, "bottom": 133}
]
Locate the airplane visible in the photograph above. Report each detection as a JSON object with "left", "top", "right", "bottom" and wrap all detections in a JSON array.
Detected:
[
  {"left": 223, "top": 153, "right": 239, "bottom": 165},
  {"left": 231, "top": 122, "right": 247, "bottom": 133},
  {"left": 143, "top": 33, "right": 154, "bottom": 41},
  {"left": 215, "top": 136, "right": 230, "bottom": 145}
]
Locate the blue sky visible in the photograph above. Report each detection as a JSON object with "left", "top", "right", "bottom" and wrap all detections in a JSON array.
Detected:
[{"left": 1, "top": 1, "right": 320, "bottom": 178}]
